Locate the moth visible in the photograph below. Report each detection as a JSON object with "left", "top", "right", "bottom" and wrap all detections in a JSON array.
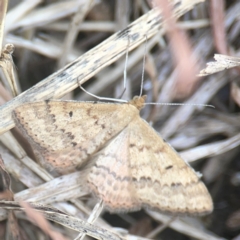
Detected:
[{"left": 13, "top": 96, "right": 213, "bottom": 215}]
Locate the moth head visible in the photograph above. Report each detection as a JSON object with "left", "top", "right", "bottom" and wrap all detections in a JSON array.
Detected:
[{"left": 129, "top": 95, "right": 147, "bottom": 110}]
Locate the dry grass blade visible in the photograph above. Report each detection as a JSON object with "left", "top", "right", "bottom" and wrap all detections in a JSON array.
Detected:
[
  {"left": 0, "top": 201, "right": 121, "bottom": 240},
  {"left": 0, "top": 144, "right": 44, "bottom": 188},
  {"left": 44, "top": 212, "right": 123, "bottom": 240},
  {"left": 0, "top": 0, "right": 8, "bottom": 53},
  {"left": 180, "top": 132, "right": 240, "bottom": 162},
  {"left": 57, "top": 0, "right": 96, "bottom": 69},
  {"left": 5, "top": 0, "right": 42, "bottom": 32},
  {"left": 199, "top": 54, "right": 240, "bottom": 76},
  {"left": 14, "top": 170, "right": 89, "bottom": 204},
  {"left": 0, "top": 131, "right": 54, "bottom": 181},
  {"left": 147, "top": 210, "right": 222, "bottom": 240},
  {"left": 160, "top": 72, "right": 228, "bottom": 138},
  {"left": 7, "top": 0, "right": 89, "bottom": 31},
  {"left": 75, "top": 201, "right": 103, "bottom": 240},
  {"left": 0, "top": 44, "right": 19, "bottom": 97}
]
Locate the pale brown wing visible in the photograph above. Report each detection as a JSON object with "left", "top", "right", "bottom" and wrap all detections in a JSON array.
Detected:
[
  {"left": 88, "top": 116, "right": 213, "bottom": 215},
  {"left": 128, "top": 117, "right": 213, "bottom": 215},
  {"left": 87, "top": 128, "right": 141, "bottom": 211},
  {"left": 13, "top": 101, "right": 138, "bottom": 174}
]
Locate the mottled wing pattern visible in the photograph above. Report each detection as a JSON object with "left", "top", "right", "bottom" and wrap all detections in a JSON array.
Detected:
[
  {"left": 88, "top": 116, "right": 213, "bottom": 215},
  {"left": 129, "top": 117, "right": 213, "bottom": 215},
  {"left": 88, "top": 129, "right": 141, "bottom": 211},
  {"left": 13, "top": 97, "right": 213, "bottom": 215},
  {"left": 13, "top": 101, "right": 138, "bottom": 174}
]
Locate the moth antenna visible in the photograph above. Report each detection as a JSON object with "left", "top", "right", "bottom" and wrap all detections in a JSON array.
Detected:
[
  {"left": 139, "top": 34, "right": 148, "bottom": 97},
  {"left": 144, "top": 102, "right": 215, "bottom": 108},
  {"left": 79, "top": 84, "right": 127, "bottom": 103},
  {"left": 121, "top": 37, "right": 130, "bottom": 97},
  {"left": 79, "top": 36, "right": 131, "bottom": 103},
  {"left": 117, "top": 37, "right": 130, "bottom": 99}
]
